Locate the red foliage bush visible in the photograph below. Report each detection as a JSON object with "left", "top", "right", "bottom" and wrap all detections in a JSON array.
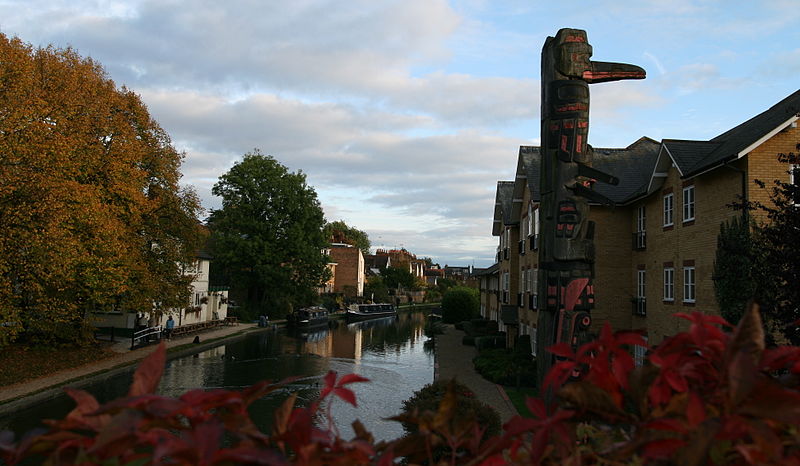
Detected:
[{"left": 2, "top": 304, "right": 799, "bottom": 465}]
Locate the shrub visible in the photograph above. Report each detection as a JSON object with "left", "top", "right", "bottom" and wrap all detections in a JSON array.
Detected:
[
  {"left": 400, "top": 379, "right": 501, "bottom": 440},
  {"left": 461, "top": 335, "right": 475, "bottom": 346},
  {"left": 440, "top": 287, "right": 478, "bottom": 324},
  {"left": 474, "top": 335, "right": 505, "bottom": 351},
  {"left": 454, "top": 321, "right": 465, "bottom": 330},
  {"left": 473, "top": 348, "right": 537, "bottom": 386}
]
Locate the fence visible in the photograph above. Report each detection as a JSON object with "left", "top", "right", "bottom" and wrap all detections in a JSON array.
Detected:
[{"left": 131, "top": 325, "right": 163, "bottom": 350}]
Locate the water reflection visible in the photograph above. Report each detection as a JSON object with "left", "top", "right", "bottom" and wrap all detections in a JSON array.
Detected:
[{"left": 1, "top": 311, "right": 433, "bottom": 442}]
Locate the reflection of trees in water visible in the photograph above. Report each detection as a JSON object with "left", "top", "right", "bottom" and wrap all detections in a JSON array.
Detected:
[{"left": 357, "top": 312, "right": 426, "bottom": 353}]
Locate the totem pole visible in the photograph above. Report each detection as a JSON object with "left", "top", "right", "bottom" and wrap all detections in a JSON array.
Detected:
[{"left": 535, "top": 29, "right": 645, "bottom": 390}]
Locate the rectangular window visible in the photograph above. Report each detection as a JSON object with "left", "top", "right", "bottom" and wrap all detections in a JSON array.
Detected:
[
  {"left": 663, "top": 267, "right": 674, "bottom": 301},
  {"left": 522, "top": 215, "right": 528, "bottom": 238},
  {"left": 791, "top": 165, "right": 800, "bottom": 206},
  {"left": 683, "top": 185, "right": 695, "bottom": 222},
  {"left": 503, "top": 272, "right": 509, "bottom": 291},
  {"left": 637, "top": 270, "right": 646, "bottom": 299},
  {"left": 531, "top": 327, "right": 537, "bottom": 356},
  {"left": 520, "top": 270, "right": 525, "bottom": 294},
  {"left": 527, "top": 204, "right": 534, "bottom": 236},
  {"left": 637, "top": 205, "right": 646, "bottom": 233},
  {"left": 534, "top": 208, "right": 540, "bottom": 236},
  {"left": 663, "top": 193, "right": 674, "bottom": 227},
  {"left": 683, "top": 266, "right": 696, "bottom": 303}
]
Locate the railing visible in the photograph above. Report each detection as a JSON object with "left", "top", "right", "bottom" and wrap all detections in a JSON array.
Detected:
[
  {"left": 632, "top": 298, "right": 646, "bottom": 316},
  {"left": 632, "top": 231, "right": 646, "bottom": 250},
  {"left": 131, "top": 325, "right": 163, "bottom": 350}
]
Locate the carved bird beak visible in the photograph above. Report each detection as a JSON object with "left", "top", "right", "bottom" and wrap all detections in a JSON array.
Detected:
[{"left": 582, "top": 61, "right": 646, "bottom": 83}]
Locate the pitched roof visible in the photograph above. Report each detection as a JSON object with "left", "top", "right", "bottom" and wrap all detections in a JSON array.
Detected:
[
  {"left": 663, "top": 90, "right": 800, "bottom": 177},
  {"left": 471, "top": 262, "right": 499, "bottom": 276},
  {"left": 513, "top": 137, "right": 660, "bottom": 206},
  {"left": 492, "top": 181, "right": 516, "bottom": 235}
]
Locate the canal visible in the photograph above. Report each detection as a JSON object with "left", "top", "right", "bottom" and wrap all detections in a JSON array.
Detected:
[{"left": 1, "top": 310, "right": 434, "bottom": 442}]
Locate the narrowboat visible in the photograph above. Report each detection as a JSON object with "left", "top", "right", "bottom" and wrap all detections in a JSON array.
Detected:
[
  {"left": 345, "top": 303, "right": 397, "bottom": 322},
  {"left": 287, "top": 306, "right": 330, "bottom": 329}
]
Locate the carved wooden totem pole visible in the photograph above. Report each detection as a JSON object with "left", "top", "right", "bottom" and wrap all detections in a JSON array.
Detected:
[{"left": 535, "top": 29, "right": 645, "bottom": 389}]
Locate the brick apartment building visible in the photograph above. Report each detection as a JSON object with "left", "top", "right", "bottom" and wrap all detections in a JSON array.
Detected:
[
  {"left": 482, "top": 90, "right": 800, "bottom": 347},
  {"left": 328, "top": 243, "right": 365, "bottom": 297}
]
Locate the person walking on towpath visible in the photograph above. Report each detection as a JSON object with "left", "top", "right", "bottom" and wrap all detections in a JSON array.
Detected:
[{"left": 165, "top": 315, "right": 175, "bottom": 340}]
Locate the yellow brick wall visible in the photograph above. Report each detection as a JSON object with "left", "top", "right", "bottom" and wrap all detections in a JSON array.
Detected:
[
  {"left": 590, "top": 207, "right": 634, "bottom": 332},
  {"left": 630, "top": 161, "right": 742, "bottom": 342},
  {"left": 747, "top": 123, "right": 800, "bottom": 220}
]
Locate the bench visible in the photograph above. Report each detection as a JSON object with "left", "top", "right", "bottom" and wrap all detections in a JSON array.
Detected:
[
  {"left": 171, "top": 320, "right": 224, "bottom": 337},
  {"left": 224, "top": 316, "right": 239, "bottom": 326}
]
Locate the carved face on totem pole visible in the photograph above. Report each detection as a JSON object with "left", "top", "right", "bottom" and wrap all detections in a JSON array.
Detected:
[{"left": 537, "top": 28, "right": 645, "bottom": 383}]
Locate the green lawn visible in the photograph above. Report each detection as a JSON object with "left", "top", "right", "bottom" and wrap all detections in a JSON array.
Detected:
[
  {"left": 503, "top": 386, "right": 539, "bottom": 418},
  {"left": 0, "top": 343, "right": 115, "bottom": 388}
]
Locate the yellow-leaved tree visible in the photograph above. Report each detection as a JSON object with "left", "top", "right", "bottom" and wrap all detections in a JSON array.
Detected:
[{"left": 0, "top": 34, "right": 204, "bottom": 345}]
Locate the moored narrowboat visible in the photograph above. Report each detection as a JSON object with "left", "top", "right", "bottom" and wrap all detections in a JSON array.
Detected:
[
  {"left": 345, "top": 303, "right": 397, "bottom": 322},
  {"left": 287, "top": 306, "right": 330, "bottom": 328}
]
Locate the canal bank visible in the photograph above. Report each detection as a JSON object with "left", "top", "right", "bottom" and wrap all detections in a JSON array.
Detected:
[
  {"left": 0, "top": 323, "right": 266, "bottom": 415},
  {"left": 434, "top": 325, "right": 518, "bottom": 423}
]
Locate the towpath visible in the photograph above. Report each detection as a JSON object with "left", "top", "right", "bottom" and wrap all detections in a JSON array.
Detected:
[{"left": 434, "top": 325, "right": 518, "bottom": 423}]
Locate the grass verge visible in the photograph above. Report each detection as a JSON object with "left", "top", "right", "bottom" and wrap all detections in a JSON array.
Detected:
[
  {"left": 503, "top": 386, "right": 539, "bottom": 418},
  {"left": 0, "top": 344, "right": 116, "bottom": 388}
]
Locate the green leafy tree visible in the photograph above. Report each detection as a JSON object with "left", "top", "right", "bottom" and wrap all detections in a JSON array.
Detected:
[
  {"left": 324, "top": 220, "right": 370, "bottom": 256},
  {"left": 746, "top": 146, "right": 800, "bottom": 343},
  {"left": 713, "top": 215, "right": 756, "bottom": 324},
  {"left": 380, "top": 266, "right": 416, "bottom": 291},
  {"left": 208, "top": 151, "right": 329, "bottom": 318},
  {"left": 363, "top": 276, "right": 389, "bottom": 303},
  {"left": 441, "top": 286, "right": 479, "bottom": 324}
]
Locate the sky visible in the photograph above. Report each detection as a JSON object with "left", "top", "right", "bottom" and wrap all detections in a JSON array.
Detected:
[{"left": 1, "top": 0, "right": 798, "bottom": 267}]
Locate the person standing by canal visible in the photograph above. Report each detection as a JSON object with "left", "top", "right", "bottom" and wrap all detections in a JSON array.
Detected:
[{"left": 165, "top": 315, "right": 175, "bottom": 340}]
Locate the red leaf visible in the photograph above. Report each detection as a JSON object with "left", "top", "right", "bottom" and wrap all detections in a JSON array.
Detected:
[
  {"left": 525, "top": 397, "right": 547, "bottom": 419},
  {"left": 687, "top": 392, "right": 706, "bottom": 427},
  {"left": 323, "top": 370, "right": 337, "bottom": 389},
  {"left": 645, "top": 418, "right": 687, "bottom": 433},
  {"left": 664, "top": 371, "right": 688, "bottom": 392},
  {"left": 333, "top": 387, "right": 358, "bottom": 407},
  {"left": 337, "top": 373, "right": 370, "bottom": 386},
  {"left": 642, "top": 438, "right": 686, "bottom": 460},
  {"left": 128, "top": 342, "right": 166, "bottom": 397}
]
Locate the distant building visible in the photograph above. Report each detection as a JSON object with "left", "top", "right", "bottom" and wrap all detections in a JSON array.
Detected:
[
  {"left": 424, "top": 268, "right": 445, "bottom": 286},
  {"left": 373, "top": 248, "right": 425, "bottom": 278},
  {"left": 329, "top": 243, "right": 365, "bottom": 297}
]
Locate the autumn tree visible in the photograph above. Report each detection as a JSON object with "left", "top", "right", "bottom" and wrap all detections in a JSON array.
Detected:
[
  {"left": 324, "top": 220, "right": 370, "bottom": 256},
  {"left": 208, "top": 151, "right": 329, "bottom": 318},
  {"left": 0, "top": 34, "right": 204, "bottom": 345}
]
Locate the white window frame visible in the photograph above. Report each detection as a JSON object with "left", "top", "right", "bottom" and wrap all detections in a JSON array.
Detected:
[
  {"left": 663, "top": 193, "right": 674, "bottom": 227},
  {"left": 503, "top": 272, "right": 509, "bottom": 291},
  {"left": 637, "top": 270, "right": 646, "bottom": 299},
  {"left": 519, "top": 270, "right": 525, "bottom": 294},
  {"left": 527, "top": 204, "right": 534, "bottom": 236},
  {"left": 682, "top": 185, "right": 695, "bottom": 222},
  {"left": 683, "top": 266, "right": 696, "bottom": 303},
  {"left": 534, "top": 207, "right": 540, "bottom": 237},
  {"left": 637, "top": 205, "right": 646, "bottom": 233},
  {"left": 663, "top": 267, "right": 674, "bottom": 301},
  {"left": 531, "top": 326, "right": 537, "bottom": 356}
]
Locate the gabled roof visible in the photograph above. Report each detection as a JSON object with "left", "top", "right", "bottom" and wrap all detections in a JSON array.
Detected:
[
  {"left": 492, "top": 181, "right": 515, "bottom": 236},
  {"left": 509, "top": 137, "right": 660, "bottom": 208},
  {"left": 640, "top": 89, "right": 800, "bottom": 193}
]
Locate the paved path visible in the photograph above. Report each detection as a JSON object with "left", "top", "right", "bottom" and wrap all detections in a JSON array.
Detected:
[
  {"left": 435, "top": 325, "right": 518, "bottom": 423},
  {"left": 0, "top": 323, "right": 258, "bottom": 406}
]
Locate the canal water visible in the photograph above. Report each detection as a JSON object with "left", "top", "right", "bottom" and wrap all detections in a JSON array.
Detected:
[{"left": 1, "top": 310, "right": 434, "bottom": 442}]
